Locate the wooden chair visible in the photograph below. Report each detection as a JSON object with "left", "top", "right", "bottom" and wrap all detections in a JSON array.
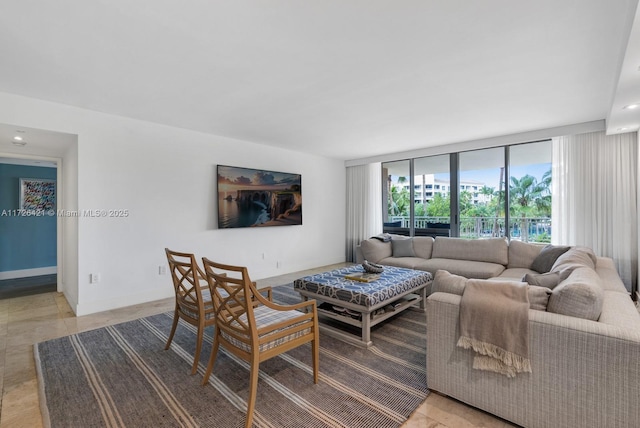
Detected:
[
  {"left": 164, "top": 249, "right": 274, "bottom": 375},
  {"left": 201, "top": 258, "right": 319, "bottom": 428},
  {"left": 164, "top": 248, "right": 216, "bottom": 374}
]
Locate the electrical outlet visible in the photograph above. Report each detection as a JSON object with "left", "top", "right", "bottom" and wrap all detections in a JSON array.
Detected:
[
  {"left": 159, "top": 265, "right": 167, "bottom": 275},
  {"left": 262, "top": 252, "right": 266, "bottom": 260},
  {"left": 90, "top": 273, "right": 101, "bottom": 284},
  {"left": 276, "top": 261, "right": 282, "bottom": 269}
]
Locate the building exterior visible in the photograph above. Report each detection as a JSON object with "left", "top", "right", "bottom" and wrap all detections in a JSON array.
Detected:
[{"left": 396, "top": 175, "right": 490, "bottom": 205}]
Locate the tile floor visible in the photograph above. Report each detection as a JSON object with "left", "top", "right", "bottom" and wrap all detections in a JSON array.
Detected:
[{"left": 0, "top": 264, "right": 516, "bottom": 427}]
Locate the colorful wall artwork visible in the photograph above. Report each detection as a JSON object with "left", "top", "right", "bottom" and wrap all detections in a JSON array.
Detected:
[{"left": 20, "top": 178, "right": 56, "bottom": 211}]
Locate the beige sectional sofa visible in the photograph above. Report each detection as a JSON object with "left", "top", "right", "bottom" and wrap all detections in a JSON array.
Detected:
[{"left": 356, "top": 235, "right": 640, "bottom": 428}]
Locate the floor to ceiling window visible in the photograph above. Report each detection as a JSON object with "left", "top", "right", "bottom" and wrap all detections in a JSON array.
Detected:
[
  {"left": 459, "top": 147, "right": 505, "bottom": 239},
  {"left": 508, "top": 140, "right": 552, "bottom": 242},
  {"left": 413, "top": 154, "right": 451, "bottom": 236},
  {"left": 381, "top": 140, "right": 552, "bottom": 241},
  {"left": 382, "top": 160, "right": 411, "bottom": 235}
]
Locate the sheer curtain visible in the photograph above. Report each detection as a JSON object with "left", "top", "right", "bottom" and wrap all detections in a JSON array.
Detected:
[
  {"left": 346, "top": 163, "right": 382, "bottom": 262},
  {"left": 552, "top": 131, "right": 638, "bottom": 292}
]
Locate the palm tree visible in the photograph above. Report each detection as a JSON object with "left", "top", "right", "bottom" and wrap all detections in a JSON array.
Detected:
[
  {"left": 386, "top": 175, "right": 405, "bottom": 219},
  {"left": 389, "top": 184, "right": 410, "bottom": 217},
  {"left": 397, "top": 176, "right": 408, "bottom": 189},
  {"left": 509, "top": 174, "right": 549, "bottom": 241},
  {"left": 535, "top": 169, "right": 552, "bottom": 216},
  {"left": 493, "top": 167, "right": 504, "bottom": 236},
  {"left": 477, "top": 186, "right": 495, "bottom": 237},
  {"left": 386, "top": 174, "right": 392, "bottom": 221},
  {"left": 387, "top": 175, "right": 410, "bottom": 221},
  {"left": 479, "top": 185, "right": 495, "bottom": 201}
]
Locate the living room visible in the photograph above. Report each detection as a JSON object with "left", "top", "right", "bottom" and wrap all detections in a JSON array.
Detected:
[{"left": 1, "top": 2, "right": 640, "bottom": 427}]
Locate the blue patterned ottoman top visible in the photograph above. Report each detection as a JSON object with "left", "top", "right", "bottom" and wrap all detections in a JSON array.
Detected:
[{"left": 293, "top": 265, "right": 432, "bottom": 308}]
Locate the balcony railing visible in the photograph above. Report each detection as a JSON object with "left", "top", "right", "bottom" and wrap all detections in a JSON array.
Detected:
[{"left": 386, "top": 216, "right": 551, "bottom": 243}]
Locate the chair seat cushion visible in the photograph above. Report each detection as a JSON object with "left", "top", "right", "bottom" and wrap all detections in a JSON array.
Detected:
[
  {"left": 179, "top": 288, "right": 214, "bottom": 320},
  {"left": 223, "top": 306, "right": 310, "bottom": 353}
]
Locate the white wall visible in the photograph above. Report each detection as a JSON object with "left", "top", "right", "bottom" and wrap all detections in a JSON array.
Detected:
[
  {"left": 0, "top": 92, "right": 346, "bottom": 315},
  {"left": 61, "top": 141, "right": 79, "bottom": 309}
]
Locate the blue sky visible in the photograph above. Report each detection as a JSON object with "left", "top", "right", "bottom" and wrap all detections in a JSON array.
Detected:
[{"left": 456, "top": 163, "right": 551, "bottom": 190}]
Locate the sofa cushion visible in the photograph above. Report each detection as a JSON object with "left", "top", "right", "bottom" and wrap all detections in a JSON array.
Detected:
[
  {"left": 391, "top": 238, "right": 415, "bottom": 257},
  {"left": 432, "top": 237, "right": 508, "bottom": 265},
  {"left": 598, "top": 291, "right": 640, "bottom": 327},
  {"left": 431, "top": 270, "right": 551, "bottom": 311},
  {"left": 595, "top": 257, "right": 629, "bottom": 293},
  {"left": 412, "top": 236, "right": 434, "bottom": 259},
  {"left": 522, "top": 270, "right": 571, "bottom": 290},
  {"left": 551, "top": 246, "right": 597, "bottom": 272},
  {"left": 507, "top": 240, "right": 544, "bottom": 269},
  {"left": 417, "top": 258, "right": 505, "bottom": 279},
  {"left": 547, "top": 267, "right": 604, "bottom": 321},
  {"left": 495, "top": 268, "right": 538, "bottom": 281},
  {"left": 360, "top": 239, "right": 392, "bottom": 263},
  {"left": 530, "top": 244, "right": 571, "bottom": 273},
  {"left": 378, "top": 256, "right": 426, "bottom": 270}
]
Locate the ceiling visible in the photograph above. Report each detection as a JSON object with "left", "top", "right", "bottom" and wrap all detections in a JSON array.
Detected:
[
  {"left": 0, "top": 122, "right": 75, "bottom": 164},
  {"left": 0, "top": 1, "right": 638, "bottom": 161}
]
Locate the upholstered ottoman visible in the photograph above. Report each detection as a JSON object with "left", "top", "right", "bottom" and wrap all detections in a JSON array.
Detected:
[{"left": 293, "top": 265, "right": 432, "bottom": 347}]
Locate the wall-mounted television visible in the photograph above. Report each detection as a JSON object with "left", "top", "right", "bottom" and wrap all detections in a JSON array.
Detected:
[{"left": 217, "top": 165, "right": 302, "bottom": 228}]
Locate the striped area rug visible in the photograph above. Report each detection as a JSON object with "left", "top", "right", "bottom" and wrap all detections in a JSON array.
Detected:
[{"left": 35, "top": 284, "right": 428, "bottom": 427}]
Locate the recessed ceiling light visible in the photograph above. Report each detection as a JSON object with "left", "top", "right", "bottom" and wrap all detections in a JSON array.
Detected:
[
  {"left": 618, "top": 127, "right": 628, "bottom": 131},
  {"left": 623, "top": 104, "right": 639, "bottom": 110},
  {"left": 13, "top": 136, "right": 23, "bottom": 141}
]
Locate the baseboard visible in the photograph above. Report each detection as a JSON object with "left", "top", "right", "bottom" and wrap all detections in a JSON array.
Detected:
[
  {"left": 0, "top": 266, "right": 57, "bottom": 280},
  {"left": 75, "top": 288, "right": 174, "bottom": 316}
]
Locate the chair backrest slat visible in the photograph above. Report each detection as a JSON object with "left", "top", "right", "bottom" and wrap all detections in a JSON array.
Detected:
[
  {"left": 202, "top": 258, "right": 257, "bottom": 343},
  {"left": 165, "top": 248, "right": 208, "bottom": 320}
]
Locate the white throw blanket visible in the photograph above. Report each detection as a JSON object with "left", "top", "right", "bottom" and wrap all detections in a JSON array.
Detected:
[{"left": 457, "top": 279, "right": 532, "bottom": 378}]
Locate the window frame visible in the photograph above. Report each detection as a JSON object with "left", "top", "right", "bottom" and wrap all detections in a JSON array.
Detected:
[{"left": 382, "top": 140, "right": 551, "bottom": 241}]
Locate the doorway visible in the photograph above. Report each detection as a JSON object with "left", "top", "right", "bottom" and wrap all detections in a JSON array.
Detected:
[
  {"left": 0, "top": 122, "right": 77, "bottom": 306},
  {"left": 0, "top": 157, "right": 58, "bottom": 298}
]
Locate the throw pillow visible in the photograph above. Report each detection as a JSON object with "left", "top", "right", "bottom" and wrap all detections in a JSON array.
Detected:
[
  {"left": 551, "top": 247, "right": 597, "bottom": 272},
  {"left": 530, "top": 244, "right": 571, "bottom": 273},
  {"left": 360, "top": 239, "right": 392, "bottom": 263},
  {"left": 507, "top": 240, "right": 544, "bottom": 269},
  {"left": 547, "top": 267, "right": 604, "bottom": 321},
  {"left": 431, "top": 270, "right": 466, "bottom": 295},
  {"left": 573, "top": 246, "right": 598, "bottom": 266},
  {"left": 391, "top": 238, "right": 415, "bottom": 257},
  {"left": 522, "top": 270, "right": 571, "bottom": 290},
  {"left": 528, "top": 285, "right": 552, "bottom": 311}
]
